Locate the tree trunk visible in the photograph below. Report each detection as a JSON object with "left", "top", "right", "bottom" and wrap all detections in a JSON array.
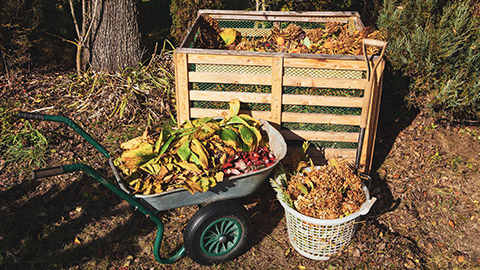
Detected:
[{"left": 85, "top": 0, "right": 142, "bottom": 72}]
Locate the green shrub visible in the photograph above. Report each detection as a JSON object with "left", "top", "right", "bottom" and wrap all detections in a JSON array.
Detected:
[{"left": 377, "top": 0, "right": 480, "bottom": 121}]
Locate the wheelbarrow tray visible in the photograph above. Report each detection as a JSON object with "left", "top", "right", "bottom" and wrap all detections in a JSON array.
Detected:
[{"left": 114, "top": 119, "right": 287, "bottom": 212}]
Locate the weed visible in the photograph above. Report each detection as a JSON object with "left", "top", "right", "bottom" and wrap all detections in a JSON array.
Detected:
[
  {"left": 424, "top": 123, "right": 438, "bottom": 131},
  {"left": 428, "top": 149, "right": 443, "bottom": 162},
  {"left": 450, "top": 156, "right": 463, "bottom": 171},
  {"left": 0, "top": 121, "right": 48, "bottom": 171},
  {"left": 459, "top": 127, "right": 480, "bottom": 141}
]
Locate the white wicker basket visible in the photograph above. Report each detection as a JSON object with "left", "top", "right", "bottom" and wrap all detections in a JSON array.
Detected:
[{"left": 278, "top": 184, "right": 376, "bottom": 260}]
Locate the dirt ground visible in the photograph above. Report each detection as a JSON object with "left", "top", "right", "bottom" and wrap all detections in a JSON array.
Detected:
[{"left": 1, "top": 67, "right": 479, "bottom": 269}]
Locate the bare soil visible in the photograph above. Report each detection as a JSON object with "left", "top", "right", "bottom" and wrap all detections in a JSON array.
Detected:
[{"left": 1, "top": 68, "right": 479, "bottom": 269}]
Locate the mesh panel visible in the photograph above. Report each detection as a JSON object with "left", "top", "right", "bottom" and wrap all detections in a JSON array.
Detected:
[
  {"left": 217, "top": 19, "right": 352, "bottom": 31},
  {"left": 287, "top": 139, "right": 358, "bottom": 149},
  {"left": 192, "top": 83, "right": 271, "bottom": 93},
  {"left": 283, "top": 105, "right": 361, "bottom": 115},
  {"left": 283, "top": 86, "right": 363, "bottom": 97},
  {"left": 284, "top": 67, "right": 365, "bottom": 79},
  {"left": 282, "top": 122, "right": 360, "bottom": 133},
  {"left": 192, "top": 101, "right": 271, "bottom": 111},
  {"left": 193, "top": 64, "right": 272, "bottom": 74}
]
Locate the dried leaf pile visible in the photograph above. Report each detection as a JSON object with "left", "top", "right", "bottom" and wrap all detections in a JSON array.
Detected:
[
  {"left": 208, "top": 21, "right": 386, "bottom": 56},
  {"left": 113, "top": 99, "right": 275, "bottom": 195},
  {"left": 273, "top": 159, "right": 366, "bottom": 219}
]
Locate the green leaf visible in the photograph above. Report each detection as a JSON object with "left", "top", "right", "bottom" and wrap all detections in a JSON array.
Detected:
[
  {"left": 159, "top": 134, "right": 176, "bottom": 155},
  {"left": 239, "top": 125, "right": 255, "bottom": 151},
  {"left": 226, "top": 115, "right": 250, "bottom": 126},
  {"left": 177, "top": 139, "right": 192, "bottom": 161},
  {"left": 219, "top": 128, "right": 240, "bottom": 150},
  {"left": 189, "top": 152, "right": 200, "bottom": 166}
]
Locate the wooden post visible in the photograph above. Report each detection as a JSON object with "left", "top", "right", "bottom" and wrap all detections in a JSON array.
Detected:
[
  {"left": 271, "top": 56, "right": 283, "bottom": 125},
  {"left": 174, "top": 52, "right": 190, "bottom": 126}
]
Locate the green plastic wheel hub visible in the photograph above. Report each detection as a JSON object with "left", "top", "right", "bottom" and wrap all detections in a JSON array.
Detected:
[{"left": 200, "top": 218, "right": 242, "bottom": 257}]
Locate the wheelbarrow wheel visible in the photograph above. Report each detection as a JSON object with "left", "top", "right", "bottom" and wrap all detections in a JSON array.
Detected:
[{"left": 184, "top": 200, "right": 252, "bottom": 265}]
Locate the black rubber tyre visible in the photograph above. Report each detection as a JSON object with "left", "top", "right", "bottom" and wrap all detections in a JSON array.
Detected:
[{"left": 183, "top": 200, "right": 252, "bottom": 265}]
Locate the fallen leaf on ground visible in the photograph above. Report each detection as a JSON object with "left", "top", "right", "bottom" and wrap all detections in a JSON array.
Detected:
[
  {"left": 74, "top": 237, "right": 82, "bottom": 244},
  {"left": 448, "top": 220, "right": 455, "bottom": 228}
]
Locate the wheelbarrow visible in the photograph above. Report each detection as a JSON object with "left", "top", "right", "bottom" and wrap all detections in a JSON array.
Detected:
[{"left": 16, "top": 112, "right": 287, "bottom": 265}]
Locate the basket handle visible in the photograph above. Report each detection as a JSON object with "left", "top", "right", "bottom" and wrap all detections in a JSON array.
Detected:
[{"left": 359, "top": 197, "right": 377, "bottom": 215}]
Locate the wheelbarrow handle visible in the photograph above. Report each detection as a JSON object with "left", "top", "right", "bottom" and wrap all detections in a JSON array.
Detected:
[
  {"left": 32, "top": 166, "right": 65, "bottom": 180},
  {"left": 17, "top": 111, "right": 45, "bottom": 121}
]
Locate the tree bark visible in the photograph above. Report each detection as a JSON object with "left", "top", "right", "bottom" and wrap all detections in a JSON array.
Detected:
[{"left": 85, "top": 0, "right": 142, "bottom": 72}]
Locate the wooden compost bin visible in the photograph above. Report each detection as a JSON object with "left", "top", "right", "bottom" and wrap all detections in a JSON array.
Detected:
[{"left": 174, "top": 10, "right": 386, "bottom": 173}]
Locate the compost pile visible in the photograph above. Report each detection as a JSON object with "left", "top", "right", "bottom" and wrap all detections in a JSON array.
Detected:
[
  {"left": 114, "top": 99, "right": 276, "bottom": 195},
  {"left": 273, "top": 159, "right": 366, "bottom": 219},
  {"left": 201, "top": 18, "right": 386, "bottom": 56}
]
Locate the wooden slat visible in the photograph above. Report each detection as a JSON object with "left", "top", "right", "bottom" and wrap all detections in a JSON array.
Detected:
[
  {"left": 206, "top": 14, "right": 353, "bottom": 23},
  {"left": 177, "top": 48, "right": 369, "bottom": 62},
  {"left": 189, "top": 72, "right": 271, "bottom": 85},
  {"left": 283, "top": 94, "right": 362, "bottom": 108},
  {"left": 175, "top": 52, "right": 190, "bottom": 125},
  {"left": 323, "top": 148, "right": 356, "bottom": 160},
  {"left": 283, "top": 76, "right": 366, "bottom": 89},
  {"left": 284, "top": 58, "right": 367, "bottom": 71},
  {"left": 198, "top": 9, "right": 361, "bottom": 18},
  {"left": 271, "top": 57, "right": 283, "bottom": 124},
  {"left": 190, "top": 108, "right": 271, "bottom": 121},
  {"left": 190, "top": 90, "right": 271, "bottom": 103},
  {"left": 281, "top": 129, "right": 359, "bottom": 142},
  {"left": 188, "top": 54, "right": 272, "bottom": 66},
  {"left": 288, "top": 146, "right": 356, "bottom": 160},
  {"left": 282, "top": 112, "right": 360, "bottom": 125}
]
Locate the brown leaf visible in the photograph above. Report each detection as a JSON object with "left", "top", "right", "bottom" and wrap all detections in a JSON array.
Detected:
[{"left": 448, "top": 220, "right": 455, "bottom": 228}]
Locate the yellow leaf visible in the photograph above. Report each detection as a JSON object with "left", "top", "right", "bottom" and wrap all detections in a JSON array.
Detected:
[
  {"left": 184, "top": 180, "right": 203, "bottom": 194},
  {"left": 228, "top": 99, "right": 241, "bottom": 117},
  {"left": 199, "top": 177, "right": 210, "bottom": 191},
  {"left": 238, "top": 114, "right": 260, "bottom": 125},
  {"left": 191, "top": 138, "right": 209, "bottom": 169},
  {"left": 144, "top": 183, "right": 155, "bottom": 195},
  {"left": 220, "top": 28, "right": 239, "bottom": 45},
  {"left": 120, "top": 142, "right": 155, "bottom": 169},
  {"left": 298, "top": 265, "right": 306, "bottom": 270},
  {"left": 215, "top": 171, "right": 224, "bottom": 182},
  {"left": 177, "top": 161, "right": 202, "bottom": 173}
]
